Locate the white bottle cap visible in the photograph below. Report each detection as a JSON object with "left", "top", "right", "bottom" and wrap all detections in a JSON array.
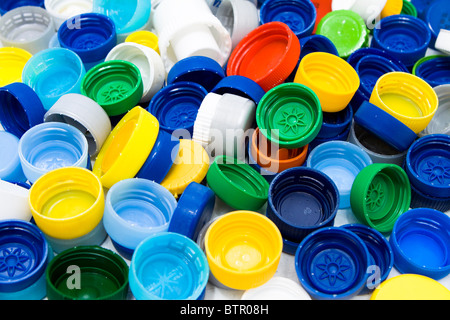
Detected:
[
  {"left": 105, "top": 42, "right": 166, "bottom": 102},
  {"left": 332, "top": 0, "right": 387, "bottom": 27},
  {"left": 44, "top": 0, "right": 94, "bottom": 30},
  {"left": 241, "top": 277, "right": 312, "bottom": 300},
  {"left": 435, "top": 29, "right": 450, "bottom": 55},
  {"left": 0, "top": 180, "right": 32, "bottom": 222},
  {"left": 152, "top": 0, "right": 232, "bottom": 73}
]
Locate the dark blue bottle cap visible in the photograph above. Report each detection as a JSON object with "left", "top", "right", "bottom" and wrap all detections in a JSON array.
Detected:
[
  {"left": 58, "top": 13, "right": 117, "bottom": 64},
  {"left": 0, "top": 82, "right": 45, "bottom": 138},
  {"left": 409, "top": 181, "right": 450, "bottom": 212},
  {"left": 211, "top": 75, "right": 266, "bottom": 105},
  {"left": 390, "top": 208, "right": 450, "bottom": 280},
  {"left": 111, "top": 239, "right": 134, "bottom": 261},
  {"left": 147, "top": 81, "right": 208, "bottom": 135},
  {"left": 307, "top": 124, "right": 351, "bottom": 155},
  {"left": 341, "top": 223, "right": 394, "bottom": 288},
  {"left": 405, "top": 134, "right": 450, "bottom": 199},
  {"left": 167, "top": 56, "right": 226, "bottom": 92},
  {"left": 424, "top": 0, "right": 450, "bottom": 49},
  {"left": 260, "top": 0, "right": 316, "bottom": 39},
  {"left": 354, "top": 101, "right": 417, "bottom": 152},
  {"left": 0, "top": 0, "right": 44, "bottom": 15},
  {"left": 136, "top": 130, "right": 180, "bottom": 184},
  {"left": 267, "top": 167, "right": 340, "bottom": 244},
  {"left": 414, "top": 56, "right": 450, "bottom": 87},
  {"left": 411, "top": 0, "right": 436, "bottom": 19},
  {"left": 295, "top": 226, "right": 371, "bottom": 300},
  {"left": 371, "top": 14, "right": 431, "bottom": 68},
  {"left": 299, "top": 34, "right": 339, "bottom": 60},
  {"left": 168, "top": 182, "right": 216, "bottom": 241},
  {"left": 0, "top": 220, "right": 49, "bottom": 293},
  {"left": 316, "top": 104, "right": 353, "bottom": 139}
]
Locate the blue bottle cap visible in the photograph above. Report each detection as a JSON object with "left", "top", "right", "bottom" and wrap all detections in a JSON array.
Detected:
[
  {"left": 308, "top": 123, "right": 351, "bottom": 152},
  {"left": 0, "top": 0, "right": 44, "bottom": 15},
  {"left": 0, "top": 220, "right": 49, "bottom": 293},
  {"left": 167, "top": 56, "right": 226, "bottom": 92},
  {"left": 354, "top": 101, "right": 417, "bottom": 152},
  {"left": 371, "top": 14, "right": 431, "bottom": 68},
  {"left": 168, "top": 182, "right": 215, "bottom": 241},
  {"left": 267, "top": 167, "right": 340, "bottom": 244},
  {"left": 0, "top": 131, "right": 27, "bottom": 184},
  {"left": 211, "top": 75, "right": 266, "bottom": 105},
  {"left": 317, "top": 104, "right": 353, "bottom": 139},
  {"left": 405, "top": 134, "right": 450, "bottom": 199},
  {"left": 295, "top": 226, "right": 371, "bottom": 300},
  {"left": 147, "top": 81, "right": 208, "bottom": 135},
  {"left": 299, "top": 34, "right": 339, "bottom": 60},
  {"left": 409, "top": 181, "right": 450, "bottom": 212},
  {"left": 129, "top": 232, "right": 209, "bottom": 300},
  {"left": 414, "top": 56, "right": 450, "bottom": 88},
  {"left": 306, "top": 140, "right": 373, "bottom": 209},
  {"left": 260, "top": 0, "right": 316, "bottom": 39},
  {"left": 390, "top": 208, "right": 450, "bottom": 280},
  {"left": 58, "top": 13, "right": 117, "bottom": 65},
  {"left": 341, "top": 223, "right": 394, "bottom": 288},
  {"left": 411, "top": 0, "right": 435, "bottom": 19},
  {"left": 136, "top": 130, "right": 180, "bottom": 183},
  {"left": 424, "top": 0, "right": 450, "bottom": 49},
  {"left": 0, "top": 82, "right": 45, "bottom": 138}
]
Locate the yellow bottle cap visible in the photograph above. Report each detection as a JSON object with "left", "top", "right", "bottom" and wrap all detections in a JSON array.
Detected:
[
  {"left": 380, "top": 0, "right": 403, "bottom": 18},
  {"left": 205, "top": 210, "right": 283, "bottom": 290},
  {"left": 0, "top": 47, "right": 32, "bottom": 87},
  {"left": 125, "top": 30, "right": 160, "bottom": 55},
  {"left": 160, "top": 139, "right": 209, "bottom": 198},
  {"left": 371, "top": 274, "right": 450, "bottom": 300},
  {"left": 92, "top": 106, "right": 159, "bottom": 189},
  {"left": 29, "top": 167, "right": 105, "bottom": 240}
]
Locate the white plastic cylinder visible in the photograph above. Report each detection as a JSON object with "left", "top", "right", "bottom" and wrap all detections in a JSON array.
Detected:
[
  {"left": 0, "top": 180, "right": 32, "bottom": 222},
  {"left": 435, "top": 29, "right": 450, "bottom": 55},
  {"left": 332, "top": 0, "right": 387, "bottom": 27},
  {"left": 44, "top": 0, "right": 94, "bottom": 30}
]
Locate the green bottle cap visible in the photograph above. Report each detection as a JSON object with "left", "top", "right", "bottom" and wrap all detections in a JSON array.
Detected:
[
  {"left": 350, "top": 163, "right": 411, "bottom": 233},
  {"left": 316, "top": 9, "right": 369, "bottom": 59},
  {"left": 401, "top": 0, "right": 417, "bottom": 17}
]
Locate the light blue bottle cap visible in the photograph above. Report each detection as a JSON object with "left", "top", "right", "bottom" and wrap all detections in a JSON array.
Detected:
[
  {"left": 390, "top": 208, "right": 450, "bottom": 280},
  {"left": 0, "top": 131, "right": 27, "bottom": 184},
  {"left": 129, "top": 232, "right": 209, "bottom": 300},
  {"left": 306, "top": 140, "right": 373, "bottom": 209},
  {"left": 104, "top": 178, "right": 177, "bottom": 257},
  {"left": 18, "top": 122, "right": 89, "bottom": 184}
]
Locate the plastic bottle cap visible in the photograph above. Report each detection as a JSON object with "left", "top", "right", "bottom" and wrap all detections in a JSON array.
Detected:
[
  {"left": 350, "top": 163, "right": 411, "bottom": 233},
  {"left": 44, "top": 0, "right": 93, "bottom": 29},
  {"left": 147, "top": 81, "right": 208, "bottom": 135},
  {"left": 298, "top": 34, "right": 339, "bottom": 61},
  {"left": 135, "top": 130, "right": 180, "bottom": 184},
  {"left": 167, "top": 56, "right": 225, "bottom": 92},
  {"left": 22, "top": 48, "right": 86, "bottom": 111},
  {"left": 80, "top": 60, "right": 143, "bottom": 117},
  {"left": 371, "top": 15, "right": 431, "bottom": 68},
  {"left": 317, "top": 104, "right": 353, "bottom": 139},
  {"left": 401, "top": 0, "right": 417, "bottom": 17},
  {"left": 125, "top": 30, "right": 160, "bottom": 54},
  {"left": 129, "top": 232, "right": 209, "bottom": 300},
  {"left": 0, "top": 180, "right": 31, "bottom": 222},
  {"left": 241, "top": 276, "right": 311, "bottom": 300},
  {"left": 92, "top": 106, "right": 159, "bottom": 189},
  {"left": 216, "top": 0, "right": 259, "bottom": 49},
  {"left": 46, "top": 246, "right": 129, "bottom": 300},
  {"left": 256, "top": 82, "right": 323, "bottom": 149},
  {"left": 421, "top": 84, "right": 450, "bottom": 136},
  {"left": 161, "top": 139, "right": 210, "bottom": 199},
  {"left": 204, "top": 211, "right": 283, "bottom": 290},
  {"left": 29, "top": 167, "right": 105, "bottom": 240},
  {"left": 260, "top": 0, "right": 317, "bottom": 40},
  {"left": 18, "top": 122, "right": 89, "bottom": 184},
  {"left": 251, "top": 127, "right": 308, "bottom": 173},
  {"left": 104, "top": 178, "right": 177, "bottom": 255},
  {"left": 310, "top": 0, "right": 332, "bottom": 34},
  {"left": 332, "top": 0, "right": 387, "bottom": 27},
  {"left": 206, "top": 155, "right": 269, "bottom": 211},
  {"left": 0, "top": 6, "right": 55, "bottom": 54},
  {"left": 211, "top": 75, "right": 266, "bottom": 105},
  {"left": 341, "top": 223, "right": 394, "bottom": 287},
  {"left": 0, "top": 220, "right": 49, "bottom": 296},
  {"left": 226, "top": 21, "right": 300, "bottom": 92},
  {"left": 0, "top": 131, "right": 26, "bottom": 184},
  {"left": 168, "top": 182, "right": 215, "bottom": 241},
  {"left": 295, "top": 226, "right": 371, "bottom": 300},
  {"left": 413, "top": 55, "right": 450, "bottom": 88},
  {"left": 316, "top": 10, "right": 369, "bottom": 59},
  {"left": 0, "top": 0, "right": 45, "bottom": 15},
  {"left": 435, "top": 29, "right": 450, "bottom": 55},
  {"left": 404, "top": 134, "right": 450, "bottom": 199},
  {"left": 152, "top": 0, "right": 232, "bottom": 73},
  {"left": 354, "top": 101, "right": 418, "bottom": 152},
  {"left": 58, "top": 12, "right": 117, "bottom": 67},
  {"left": 424, "top": 0, "right": 450, "bottom": 48},
  {"left": 308, "top": 123, "right": 352, "bottom": 152},
  {"left": 294, "top": 52, "right": 360, "bottom": 113},
  {"left": 307, "top": 140, "right": 373, "bottom": 209},
  {"left": 267, "top": 167, "right": 340, "bottom": 244},
  {"left": 0, "top": 47, "right": 32, "bottom": 87},
  {"left": 0, "top": 83, "right": 46, "bottom": 139},
  {"left": 105, "top": 42, "right": 165, "bottom": 103},
  {"left": 380, "top": 0, "right": 403, "bottom": 18},
  {"left": 390, "top": 208, "right": 450, "bottom": 280},
  {"left": 371, "top": 274, "right": 450, "bottom": 300}
]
